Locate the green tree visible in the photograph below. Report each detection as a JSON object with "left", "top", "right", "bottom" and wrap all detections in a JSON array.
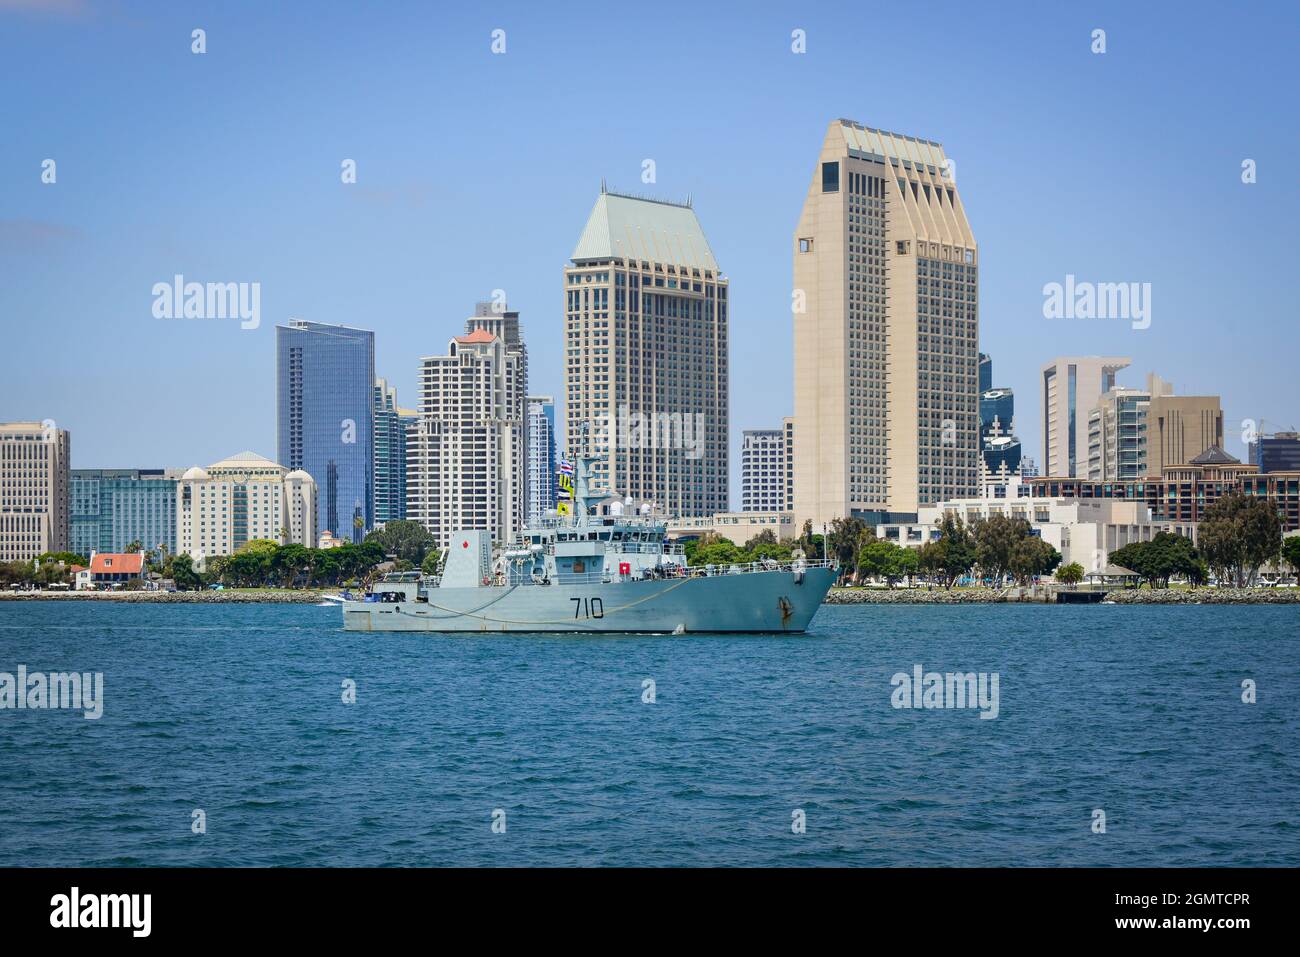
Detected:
[
  {"left": 125, "top": 540, "right": 143, "bottom": 554},
  {"left": 1193, "top": 493, "right": 1282, "bottom": 587},
  {"left": 743, "top": 529, "right": 778, "bottom": 550},
  {"left": 856, "top": 538, "right": 915, "bottom": 587},
  {"left": 691, "top": 540, "right": 743, "bottom": 568},
  {"left": 826, "top": 517, "right": 868, "bottom": 581},
  {"left": 1281, "top": 536, "right": 1300, "bottom": 577},
  {"left": 1009, "top": 536, "right": 1061, "bottom": 584},
  {"left": 36, "top": 551, "right": 90, "bottom": 568},
  {"left": 926, "top": 514, "right": 976, "bottom": 588},
  {"left": 365, "top": 520, "right": 436, "bottom": 565},
  {"left": 1110, "top": 532, "right": 1199, "bottom": 589},
  {"left": 170, "top": 554, "right": 201, "bottom": 591},
  {"left": 1056, "top": 561, "right": 1085, "bottom": 586},
  {"left": 970, "top": 513, "right": 1031, "bottom": 584}
]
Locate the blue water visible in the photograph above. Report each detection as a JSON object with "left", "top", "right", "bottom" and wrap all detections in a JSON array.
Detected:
[{"left": 0, "top": 601, "right": 1296, "bottom": 866}]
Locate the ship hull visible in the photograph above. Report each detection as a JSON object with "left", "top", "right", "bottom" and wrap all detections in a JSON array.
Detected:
[{"left": 341, "top": 567, "right": 836, "bottom": 634}]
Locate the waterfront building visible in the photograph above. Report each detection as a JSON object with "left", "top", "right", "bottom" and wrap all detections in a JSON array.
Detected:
[
  {"left": 87, "top": 551, "right": 145, "bottom": 588},
  {"left": 1026, "top": 447, "right": 1300, "bottom": 531},
  {"left": 373, "top": 378, "right": 418, "bottom": 526},
  {"left": 793, "top": 119, "right": 979, "bottom": 530},
  {"left": 276, "top": 319, "right": 375, "bottom": 542},
  {"left": 665, "top": 511, "right": 796, "bottom": 544},
  {"left": 1040, "top": 357, "right": 1131, "bottom": 478},
  {"left": 741, "top": 429, "right": 788, "bottom": 512},
  {"left": 526, "top": 395, "right": 557, "bottom": 525},
  {"left": 564, "top": 186, "right": 729, "bottom": 517},
  {"left": 70, "top": 469, "right": 180, "bottom": 556},
  {"left": 175, "top": 451, "right": 316, "bottom": 566},
  {"left": 872, "top": 488, "right": 1197, "bottom": 576},
  {"left": 1250, "top": 431, "right": 1300, "bottom": 473},
  {"left": 407, "top": 319, "right": 526, "bottom": 549},
  {"left": 0, "top": 421, "right": 70, "bottom": 562}
]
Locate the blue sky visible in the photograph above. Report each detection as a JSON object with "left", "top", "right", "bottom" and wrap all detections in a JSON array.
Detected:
[{"left": 2, "top": 0, "right": 1297, "bottom": 502}]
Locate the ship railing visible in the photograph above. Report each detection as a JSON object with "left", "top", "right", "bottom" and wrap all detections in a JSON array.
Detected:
[{"left": 497, "top": 559, "right": 835, "bottom": 588}]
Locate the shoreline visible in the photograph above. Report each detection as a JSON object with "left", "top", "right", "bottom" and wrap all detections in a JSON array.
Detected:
[
  {"left": 0, "top": 590, "right": 328, "bottom": 603},
  {"left": 825, "top": 587, "right": 1300, "bottom": 604},
  {"left": 1, "top": 587, "right": 1296, "bottom": 605}
]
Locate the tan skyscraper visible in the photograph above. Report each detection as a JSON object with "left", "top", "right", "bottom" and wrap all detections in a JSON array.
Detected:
[
  {"left": 793, "top": 120, "right": 979, "bottom": 529},
  {"left": 1147, "top": 393, "right": 1223, "bottom": 474},
  {"left": 0, "top": 421, "right": 71, "bottom": 562},
  {"left": 564, "top": 187, "right": 728, "bottom": 517}
]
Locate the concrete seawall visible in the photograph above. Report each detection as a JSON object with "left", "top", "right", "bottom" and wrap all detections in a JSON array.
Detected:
[
  {"left": 0, "top": 590, "right": 328, "bottom": 603},
  {"left": 825, "top": 587, "right": 1300, "bottom": 605}
]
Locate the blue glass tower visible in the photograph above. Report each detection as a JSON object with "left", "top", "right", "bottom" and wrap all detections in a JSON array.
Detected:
[
  {"left": 277, "top": 320, "right": 375, "bottom": 541},
  {"left": 69, "top": 469, "right": 178, "bottom": 556}
]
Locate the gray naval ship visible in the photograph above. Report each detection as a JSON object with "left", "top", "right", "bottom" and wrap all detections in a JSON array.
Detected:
[{"left": 342, "top": 457, "right": 836, "bottom": 634}]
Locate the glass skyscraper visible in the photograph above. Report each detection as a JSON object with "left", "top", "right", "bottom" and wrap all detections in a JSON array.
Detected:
[
  {"left": 373, "top": 377, "right": 417, "bottom": 525},
  {"left": 70, "top": 469, "right": 178, "bottom": 556},
  {"left": 526, "top": 395, "right": 557, "bottom": 524},
  {"left": 277, "top": 320, "right": 375, "bottom": 541}
]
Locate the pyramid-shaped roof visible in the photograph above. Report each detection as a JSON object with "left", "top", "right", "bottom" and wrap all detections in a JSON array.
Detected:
[
  {"left": 1188, "top": 445, "right": 1240, "bottom": 466},
  {"left": 571, "top": 190, "right": 718, "bottom": 271}
]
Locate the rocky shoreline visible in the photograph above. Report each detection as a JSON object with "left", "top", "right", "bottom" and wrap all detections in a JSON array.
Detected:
[
  {"left": 825, "top": 587, "right": 1300, "bottom": 605},
  {"left": 2, "top": 587, "right": 1294, "bottom": 606},
  {"left": 0, "top": 590, "right": 328, "bottom": 604}
]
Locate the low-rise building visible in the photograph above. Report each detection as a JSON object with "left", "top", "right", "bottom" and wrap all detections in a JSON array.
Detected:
[
  {"left": 871, "top": 486, "right": 1197, "bottom": 575},
  {"left": 666, "top": 511, "right": 795, "bottom": 544},
  {"left": 88, "top": 551, "right": 145, "bottom": 587}
]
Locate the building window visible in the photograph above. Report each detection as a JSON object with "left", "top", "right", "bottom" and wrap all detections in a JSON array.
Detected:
[
  {"left": 821, "top": 161, "right": 839, "bottom": 193},
  {"left": 799, "top": 238, "right": 813, "bottom": 253}
]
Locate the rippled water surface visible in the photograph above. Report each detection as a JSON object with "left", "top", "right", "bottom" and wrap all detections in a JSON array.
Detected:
[{"left": 1, "top": 600, "right": 1296, "bottom": 866}]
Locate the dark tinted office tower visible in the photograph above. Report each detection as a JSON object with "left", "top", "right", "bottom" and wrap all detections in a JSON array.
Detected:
[
  {"left": 1252, "top": 431, "right": 1300, "bottom": 473},
  {"left": 277, "top": 320, "right": 375, "bottom": 541},
  {"left": 978, "top": 353, "right": 992, "bottom": 394}
]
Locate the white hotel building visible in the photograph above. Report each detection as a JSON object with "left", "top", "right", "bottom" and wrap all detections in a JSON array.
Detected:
[
  {"left": 407, "top": 323, "right": 526, "bottom": 549},
  {"left": 871, "top": 483, "right": 1197, "bottom": 576},
  {"left": 176, "top": 451, "right": 316, "bottom": 567}
]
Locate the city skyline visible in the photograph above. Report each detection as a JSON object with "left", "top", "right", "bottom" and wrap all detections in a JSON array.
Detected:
[{"left": 4, "top": 3, "right": 1296, "bottom": 508}]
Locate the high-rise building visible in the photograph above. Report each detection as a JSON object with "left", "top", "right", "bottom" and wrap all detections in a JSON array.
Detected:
[
  {"left": 1087, "top": 386, "right": 1153, "bottom": 481},
  {"left": 465, "top": 302, "right": 529, "bottom": 518},
  {"left": 978, "top": 353, "right": 992, "bottom": 394},
  {"left": 1249, "top": 431, "right": 1300, "bottom": 473},
  {"left": 564, "top": 187, "right": 729, "bottom": 517},
  {"left": 0, "top": 421, "right": 70, "bottom": 562},
  {"left": 740, "top": 429, "right": 787, "bottom": 512},
  {"left": 1147, "top": 393, "right": 1224, "bottom": 474},
  {"left": 175, "top": 451, "right": 316, "bottom": 566},
  {"left": 783, "top": 416, "right": 795, "bottom": 515},
  {"left": 373, "top": 378, "right": 418, "bottom": 526},
  {"left": 526, "top": 395, "right": 557, "bottom": 525},
  {"left": 70, "top": 469, "right": 181, "bottom": 556},
  {"left": 276, "top": 320, "right": 375, "bottom": 542},
  {"left": 1040, "top": 357, "right": 1131, "bottom": 477},
  {"left": 407, "top": 319, "right": 526, "bottom": 549},
  {"left": 793, "top": 120, "right": 979, "bottom": 529}
]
